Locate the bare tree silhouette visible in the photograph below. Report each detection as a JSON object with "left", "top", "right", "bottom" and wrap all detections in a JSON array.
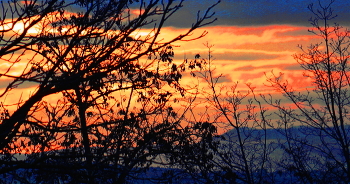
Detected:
[
  {"left": 0, "top": 0, "right": 220, "bottom": 183},
  {"left": 265, "top": 0, "right": 350, "bottom": 183}
]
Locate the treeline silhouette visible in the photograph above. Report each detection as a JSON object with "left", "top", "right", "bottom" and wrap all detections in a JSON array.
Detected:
[{"left": 0, "top": 0, "right": 349, "bottom": 183}]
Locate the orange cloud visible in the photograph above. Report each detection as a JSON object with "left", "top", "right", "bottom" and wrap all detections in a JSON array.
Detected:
[{"left": 0, "top": 20, "right": 320, "bottom": 122}]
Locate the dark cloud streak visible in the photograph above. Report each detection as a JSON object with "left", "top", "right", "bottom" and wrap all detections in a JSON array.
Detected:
[
  {"left": 168, "top": 0, "right": 350, "bottom": 27},
  {"left": 235, "top": 63, "right": 302, "bottom": 71},
  {"left": 174, "top": 51, "right": 282, "bottom": 61}
]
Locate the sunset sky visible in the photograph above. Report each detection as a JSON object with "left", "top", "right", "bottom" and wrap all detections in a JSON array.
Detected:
[
  {"left": 166, "top": 0, "right": 350, "bottom": 94},
  {"left": 2, "top": 0, "right": 350, "bottom": 115}
]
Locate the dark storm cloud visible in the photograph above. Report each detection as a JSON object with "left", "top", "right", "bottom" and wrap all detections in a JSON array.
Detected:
[
  {"left": 3, "top": 0, "right": 349, "bottom": 27},
  {"left": 167, "top": 0, "right": 350, "bottom": 27}
]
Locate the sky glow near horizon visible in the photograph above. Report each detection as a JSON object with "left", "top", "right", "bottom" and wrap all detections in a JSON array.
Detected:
[{"left": 1, "top": 0, "right": 350, "bottom": 127}]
